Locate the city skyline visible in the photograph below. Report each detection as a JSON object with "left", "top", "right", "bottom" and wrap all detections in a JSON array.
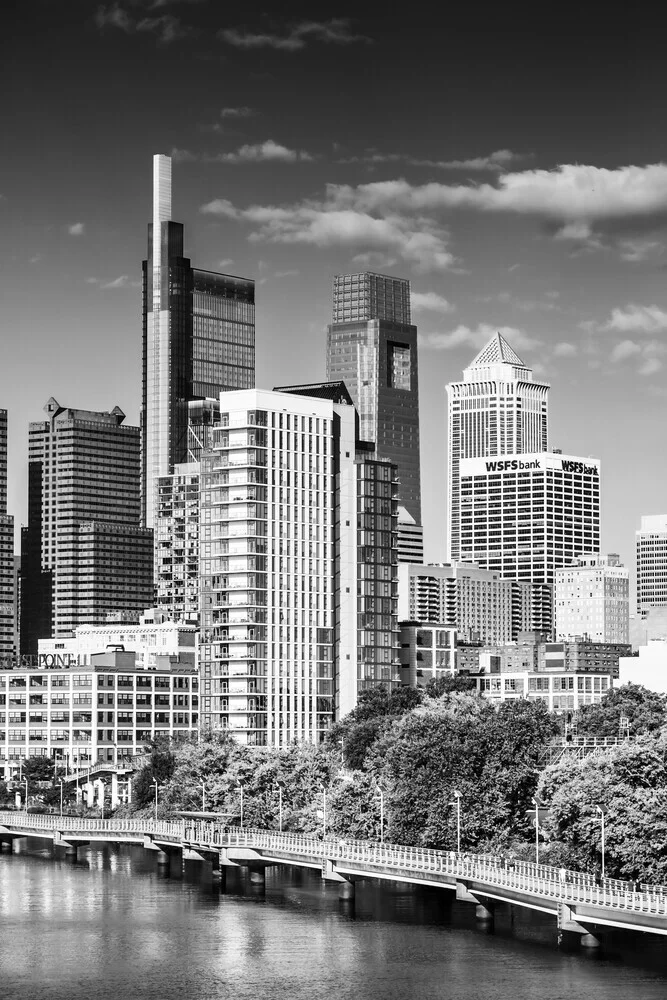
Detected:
[{"left": 4, "top": 6, "right": 667, "bottom": 573}]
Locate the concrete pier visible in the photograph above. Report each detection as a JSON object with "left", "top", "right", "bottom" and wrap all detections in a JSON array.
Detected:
[
  {"left": 12, "top": 837, "right": 28, "bottom": 854},
  {"left": 580, "top": 932, "right": 601, "bottom": 950},
  {"left": 338, "top": 880, "right": 355, "bottom": 901},
  {"left": 64, "top": 844, "right": 78, "bottom": 861},
  {"left": 249, "top": 864, "right": 266, "bottom": 885}
]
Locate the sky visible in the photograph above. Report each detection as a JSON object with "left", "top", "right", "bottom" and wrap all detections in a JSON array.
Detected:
[{"left": 3, "top": 3, "right": 667, "bottom": 580}]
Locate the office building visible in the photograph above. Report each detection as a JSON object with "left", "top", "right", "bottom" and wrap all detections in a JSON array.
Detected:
[
  {"left": 398, "top": 561, "right": 550, "bottom": 644},
  {"left": 457, "top": 452, "right": 600, "bottom": 619},
  {"left": 0, "top": 654, "right": 198, "bottom": 780},
  {"left": 198, "top": 385, "right": 399, "bottom": 745},
  {"left": 459, "top": 632, "right": 627, "bottom": 710},
  {"left": 447, "top": 333, "right": 549, "bottom": 561},
  {"left": 396, "top": 509, "right": 424, "bottom": 564},
  {"left": 141, "top": 153, "right": 255, "bottom": 529},
  {"left": 19, "top": 399, "right": 154, "bottom": 654},
  {"left": 399, "top": 623, "right": 456, "bottom": 688},
  {"left": 636, "top": 515, "right": 667, "bottom": 612},
  {"left": 555, "top": 553, "right": 629, "bottom": 644},
  {"left": 0, "top": 410, "right": 14, "bottom": 657},
  {"left": 326, "top": 272, "right": 421, "bottom": 528}
]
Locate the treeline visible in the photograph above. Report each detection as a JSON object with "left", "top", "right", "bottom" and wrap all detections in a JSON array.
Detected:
[{"left": 124, "top": 681, "right": 667, "bottom": 881}]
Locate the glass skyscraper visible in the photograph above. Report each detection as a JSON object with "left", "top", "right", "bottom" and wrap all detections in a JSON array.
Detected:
[
  {"left": 326, "top": 272, "right": 421, "bottom": 528},
  {"left": 141, "top": 153, "right": 255, "bottom": 528}
]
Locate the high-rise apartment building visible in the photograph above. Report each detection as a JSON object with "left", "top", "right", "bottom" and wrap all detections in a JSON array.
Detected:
[
  {"left": 447, "top": 333, "right": 549, "bottom": 561},
  {"left": 326, "top": 272, "right": 421, "bottom": 527},
  {"left": 0, "top": 410, "right": 14, "bottom": 657},
  {"left": 398, "top": 561, "right": 549, "bottom": 644},
  {"left": 141, "top": 153, "right": 255, "bottom": 528},
  {"left": 555, "top": 553, "right": 629, "bottom": 644},
  {"left": 636, "top": 515, "right": 667, "bottom": 612},
  {"left": 198, "top": 385, "right": 399, "bottom": 745},
  {"left": 457, "top": 452, "right": 600, "bottom": 609},
  {"left": 19, "top": 399, "right": 154, "bottom": 653},
  {"left": 155, "top": 462, "right": 200, "bottom": 623}
]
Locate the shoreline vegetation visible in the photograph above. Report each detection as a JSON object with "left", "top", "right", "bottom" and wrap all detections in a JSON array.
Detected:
[{"left": 4, "top": 682, "right": 667, "bottom": 883}]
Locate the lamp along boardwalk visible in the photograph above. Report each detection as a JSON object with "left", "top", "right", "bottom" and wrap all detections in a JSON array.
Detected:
[{"left": 2, "top": 811, "right": 666, "bottom": 950}]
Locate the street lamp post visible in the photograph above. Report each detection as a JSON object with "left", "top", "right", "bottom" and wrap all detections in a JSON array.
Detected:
[
  {"left": 376, "top": 785, "right": 385, "bottom": 844},
  {"left": 151, "top": 780, "right": 159, "bottom": 822},
  {"left": 23, "top": 776, "right": 29, "bottom": 811},
  {"left": 60, "top": 779, "right": 64, "bottom": 817},
  {"left": 532, "top": 796, "right": 540, "bottom": 865},
  {"left": 237, "top": 781, "right": 244, "bottom": 828},
  {"left": 319, "top": 782, "right": 327, "bottom": 839},
  {"left": 596, "top": 805, "right": 606, "bottom": 880},
  {"left": 201, "top": 780, "right": 206, "bottom": 813},
  {"left": 451, "top": 790, "right": 462, "bottom": 853},
  {"left": 276, "top": 781, "right": 284, "bottom": 833}
]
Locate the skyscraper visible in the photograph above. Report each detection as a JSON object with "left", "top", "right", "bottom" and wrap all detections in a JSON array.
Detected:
[
  {"left": 447, "top": 333, "right": 549, "bottom": 561},
  {"left": 0, "top": 410, "right": 14, "bottom": 658},
  {"left": 636, "top": 515, "right": 667, "bottom": 612},
  {"left": 19, "top": 399, "right": 154, "bottom": 653},
  {"left": 141, "top": 153, "right": 255, "bottom": 528},
  {"left": 326, "top": 272, "right": 421, "bottom": 529}
]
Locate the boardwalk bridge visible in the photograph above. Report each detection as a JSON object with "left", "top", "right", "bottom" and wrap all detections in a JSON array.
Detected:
[{"left": 2, "top": 811, "right": 666, "bottom": 950}]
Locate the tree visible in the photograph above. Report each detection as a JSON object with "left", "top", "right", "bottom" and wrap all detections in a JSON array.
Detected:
[
  {"left": 574, "top": 683, "right": 667, "bottom": 739},
  {"left": 540, "top": 734, "right": 667, "bottom": 880},
  {"left": 425, "top": 674, "right": 477, "bottom": 697}
]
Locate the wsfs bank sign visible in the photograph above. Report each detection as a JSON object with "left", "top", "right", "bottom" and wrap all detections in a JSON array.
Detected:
[{"left": 485, "top": 459, "right": 541, "bottom": 472}]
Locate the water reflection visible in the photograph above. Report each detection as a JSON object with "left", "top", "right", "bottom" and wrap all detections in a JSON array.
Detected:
[{"left": 1, "top": 842, "right": 667, "bottom": 1000}]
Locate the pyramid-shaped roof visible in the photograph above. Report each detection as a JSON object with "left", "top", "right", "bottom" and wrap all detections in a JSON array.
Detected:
[{"left": 469, "top": 332, "right": 526, "bottom": 368}]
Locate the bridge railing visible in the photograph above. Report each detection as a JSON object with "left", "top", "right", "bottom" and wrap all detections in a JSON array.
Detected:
[{"left": 3, "top": 812, "right": 667, "bottom": 918}]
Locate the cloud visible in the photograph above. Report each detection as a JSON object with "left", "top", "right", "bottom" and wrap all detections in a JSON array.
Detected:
[
  {"left": 602, "top": 304, "right": 667, "bottom": 334},
  {"left": 170, "top": 147, "right": 198, "bottom": 162},
  {"left": 617, "top": 237, "right": 664, "bottom": 262},
  {"left": 411, "top": 291, "right": 454, "bottom": 314},
  {"left": 220, "top": 106, "right": 257, "bottom": 118},
  {"left": 29, "top": 254, "right": 41, "bottom": 264},
  {"left": 432, "top": 149, "right": 526, "bottom": 172},
  {"left": 200, "top": 191, "right": 456, "bottom": 272},
  {"left": 419, "top": 322, "right": 540, "bottom": 353},
  {"left": 553, "top": 342, "right": 578, "bottom": 357},
  {"left": 99, "top": 275, "right": 140, "bottom": 289},
  {"left": 95, "top": 4, "right": 192, "bottom": 43},
  {"left": 217, "top": 258, "right": 234, "bottom": 269},
  {"left": 273, "top": 269, "right": 300, "bottom": 278},
  {"left": 324, "top": 164, "right": 667, "bottom": 246},
  {"left": 219, "top": 140, "right": 314, "bottom": 164},
  {"left": 220, "top": 18, "right": 371, "bottom": 51},
  {"left": 609, "top": 338, "right": 665, "bottom": 375},
  {"left": 68, "top": 222, "right": 85, "bottom": 236}
]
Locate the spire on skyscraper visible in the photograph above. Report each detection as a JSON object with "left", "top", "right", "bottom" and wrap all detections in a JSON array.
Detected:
[{"left": 469, "top": 331, "right": 526, "bottom": 368}]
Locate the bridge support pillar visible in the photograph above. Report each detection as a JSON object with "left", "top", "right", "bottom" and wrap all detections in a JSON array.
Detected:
[
  {"left": 12, "top": 837, "right": 28, "bottom": 854},
  {"left": 338, "top": 879, "right": 355, "bottom": 901},
  {"left": 580, "top": 932, "right": 601, "bottom": 950},
  {"left": 248, "top": 864, "right": 266, "bottom": 885},
  {"left": 475, "top": 901, "right": 494, "bottom": 923},
  {"left": 65, "top": 844, "right": 78, "bottom": 861},
  {"left": 156, "top": 849, "right": 170, "bottom": 869},
  {"left": 1, "top": 839, "right": 11, "bottom": 852}
]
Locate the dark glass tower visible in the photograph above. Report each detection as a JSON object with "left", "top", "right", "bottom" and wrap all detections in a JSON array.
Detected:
[
  {"left": 141, "top": 154, "right": 255, "bottom": 528},
  {"left": 325, "top": 272, "right": 421, "bottom": 526}
]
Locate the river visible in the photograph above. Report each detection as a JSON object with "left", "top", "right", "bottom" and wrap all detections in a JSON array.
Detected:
[{"left": 1, "top": 840, "right": 667, "bottom": 999}]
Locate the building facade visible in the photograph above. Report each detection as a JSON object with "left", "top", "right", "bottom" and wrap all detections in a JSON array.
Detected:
[
  {"left": 555, "top": 553, "right": 629, "bottom": 643},
  {"left": 398, "top": 561, "right": 550, "bottom": 644},
  {"left": 141, "top": 153, "right": 255, "bottom": 529},
  {"left": 0, "top": 410, "right": 14, "bottom": 657},
  {"left": 456, "top": 452, "right": 600, "bottom": 617},
  {"left": 155, "top": 462, "right": 200, "bottom": 622},
  {"left": 399, "top": 622, "right": 456, "bottom": 688},
  {"left": 326, "top": 272, "right": 421, "bottom": 527},
  {"left": 19, "top": 399, "right": 154, "bottom": 654},
  {"left": 447, "top": 333, "right": 549, "bottom": 562},
  {"left": 198, "top": 386, "right": 399, "bottom": 746},
  {"left": 0, "top": 656, "right": 198, "bottom": 780},
  {"left": 636, "top": 515, "right": 667, "bottom": 612}
]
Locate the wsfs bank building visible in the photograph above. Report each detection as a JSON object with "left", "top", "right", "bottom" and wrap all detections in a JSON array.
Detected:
[{"left": 457, "top": 452, "right": 600, "bottom": 604}]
